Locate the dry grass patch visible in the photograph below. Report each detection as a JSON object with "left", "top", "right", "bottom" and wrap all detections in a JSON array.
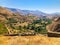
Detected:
[{"left": 0, "top": 35, "right": 60, "bottom": 45}]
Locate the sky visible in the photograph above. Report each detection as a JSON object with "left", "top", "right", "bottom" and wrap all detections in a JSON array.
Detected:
[{"left": 0, "top": 0, "right": 60, "bottom": 13}]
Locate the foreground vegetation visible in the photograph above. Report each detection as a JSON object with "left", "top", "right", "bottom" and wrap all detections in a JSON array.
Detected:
[{"left": 0, "top": 35, "right": 60, "bottom": 45}]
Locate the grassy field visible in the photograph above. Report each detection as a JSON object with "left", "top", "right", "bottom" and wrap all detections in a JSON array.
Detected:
[{"left": 0, "top": 35, "right": 60, "bottom": 45}]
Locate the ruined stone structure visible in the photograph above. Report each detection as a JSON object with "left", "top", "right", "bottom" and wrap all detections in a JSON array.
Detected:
[{"left": 46, "top": 17, "right": 60, "bottom": 37}]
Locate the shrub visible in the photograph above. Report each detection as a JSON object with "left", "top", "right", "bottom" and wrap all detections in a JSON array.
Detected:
[{"left": 0, "top": 23, "right": 8, "bottom": 34}]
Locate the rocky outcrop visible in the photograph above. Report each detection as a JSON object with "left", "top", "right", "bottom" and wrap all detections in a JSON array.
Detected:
[{"left": 46, "top": 17, "right": 60, "bottom": 37}]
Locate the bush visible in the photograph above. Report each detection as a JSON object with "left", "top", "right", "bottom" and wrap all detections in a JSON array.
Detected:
[
  {"left": 8, "top": 18, "right": 17, "bottom": 23},
  {"left": 31, "top": 18, "right": 52, "bottom": 34}
]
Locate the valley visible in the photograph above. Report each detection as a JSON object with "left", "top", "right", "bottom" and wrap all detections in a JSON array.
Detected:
[
  {"left": 0, "top": 6, "right": 53, "bottom": 35},
  {"left": 0, "top": 6, "right": 60, "bottom": 45}
]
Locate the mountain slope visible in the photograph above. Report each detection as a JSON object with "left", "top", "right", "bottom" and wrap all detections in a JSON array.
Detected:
[{"left": 0, "top": 6, "right": 39, "bottom": 34}]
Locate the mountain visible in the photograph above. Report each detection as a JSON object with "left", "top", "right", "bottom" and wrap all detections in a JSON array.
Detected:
[
  {"left": 6, "top": 7, "right": 47, "bottom": 17},
  {"left": 2, "top": 7, "right": 60, "bottom": 24},
  {"left": 6, "top": 7, "right": 60, "bottom": 19},
  {"left": 0, "top": 6, "right": 40, "bottom": 34},
  {"left": 0, "top": 6, "right": 60, "bottom": 34},
  {"left": 46, "top": 12, "right": 60, "bottom": 19}
]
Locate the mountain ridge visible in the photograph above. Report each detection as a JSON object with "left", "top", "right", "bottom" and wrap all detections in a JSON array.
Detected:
[
  {"left": 6, "top": 7, "right": 47, "bottom": 16},
  {"left": 5, "top": 7, "right": 60, "bottom": 19}
]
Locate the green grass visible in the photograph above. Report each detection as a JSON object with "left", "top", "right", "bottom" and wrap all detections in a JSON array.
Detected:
[{"left": 0, "top": 23, "right": 8, "bottom": 34}]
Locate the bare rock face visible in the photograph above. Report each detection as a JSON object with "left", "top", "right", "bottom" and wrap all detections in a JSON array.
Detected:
[{"left": 46, "top": 17, "right": 60, "bottom": 37}]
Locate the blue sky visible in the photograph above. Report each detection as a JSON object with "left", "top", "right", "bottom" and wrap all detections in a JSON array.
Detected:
[{"left": 0, "top": 0, "right": 60, "bottom": 13}]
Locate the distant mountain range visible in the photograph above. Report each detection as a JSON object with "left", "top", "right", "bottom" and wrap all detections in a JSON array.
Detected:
[
  {"left": 6, "top": 7, "right": 60, "bottom": 18},
  {"left": 6, "top": 7, "right": 48, "bottom": 16}
]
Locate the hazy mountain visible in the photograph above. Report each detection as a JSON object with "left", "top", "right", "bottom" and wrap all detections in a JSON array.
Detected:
[{"left": 6, "top": 7, "right": 47, "bottom": 17}]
